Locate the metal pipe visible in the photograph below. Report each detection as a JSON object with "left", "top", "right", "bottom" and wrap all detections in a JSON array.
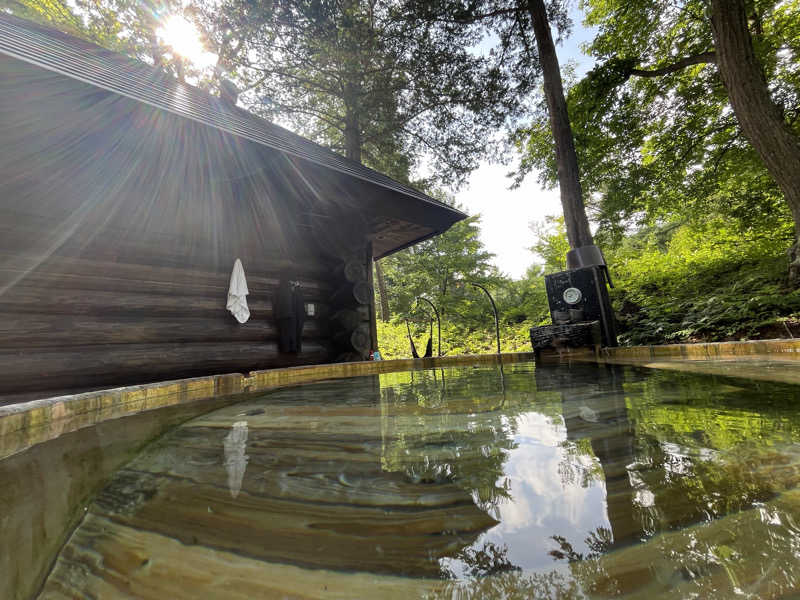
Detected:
[
  {"left": 415, "top": 296, "right": 441, "bottom": 356},
  {"left": 467, "top": 282, "right": 501, "bottom": 355}
]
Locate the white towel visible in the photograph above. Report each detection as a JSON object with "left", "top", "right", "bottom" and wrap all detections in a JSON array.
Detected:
[{"left": 227, "top": 258, "right": 250, "bottom": 323}]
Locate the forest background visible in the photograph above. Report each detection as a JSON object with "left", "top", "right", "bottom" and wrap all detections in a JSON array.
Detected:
[{"left": 8, "top": 0, "right": 800, "bottom": 357}]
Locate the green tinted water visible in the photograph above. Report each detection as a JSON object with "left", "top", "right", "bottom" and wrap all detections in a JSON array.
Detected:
[{"left": 37, "top": 362, "right": 800, "bottom": 598}]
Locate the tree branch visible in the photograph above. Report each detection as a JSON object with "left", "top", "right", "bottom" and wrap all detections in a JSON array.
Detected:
[{"left": 630, "top": 51, "right": 716, "bottom": 78}]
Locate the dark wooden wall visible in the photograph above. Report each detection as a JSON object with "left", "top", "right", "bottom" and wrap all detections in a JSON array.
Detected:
[
  {"left": 0, "top": 58, "right": 378, "bottom": 396},
  {"left": 0, "top": 255, "right": 338, "bottom": 395}
]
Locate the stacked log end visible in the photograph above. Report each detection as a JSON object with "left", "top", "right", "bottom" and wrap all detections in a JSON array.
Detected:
[{"left": 329, "top": 249, "right": 375, "bottom": 360}]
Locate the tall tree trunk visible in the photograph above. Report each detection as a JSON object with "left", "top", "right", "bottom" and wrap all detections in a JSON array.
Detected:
[
  {"left": 374, "top": 260, "right": 390, "bottom": 321},
  {"left": 710, "top": 0, "right": 800, "bottom": 281},
  {"left": 344, "top": 103, "right": 389, "bottom": 319},
  {"left": 344, "top": 108, "right": 362, "bottom": 163},
  {"left": 527, "top": 0, "right": 593, "bottom": 250}
]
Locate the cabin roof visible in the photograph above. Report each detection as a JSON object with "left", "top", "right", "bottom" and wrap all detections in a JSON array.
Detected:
[{"left": 0, "top": 14, "right": 466, "bottom": 254}]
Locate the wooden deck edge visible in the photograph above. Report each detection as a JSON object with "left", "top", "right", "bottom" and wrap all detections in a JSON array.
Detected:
[
  {"left": 535, "top": 338, "right": 800, "bottom": 364},
  {"left": 537, "top": 338, "right": 800, "bottom": 379},
  {"left": 0, "top": 352, "right": 536, "bottom": 460},
  {"left": 599, "top": 338, "right": 800, "bottom": 362}
]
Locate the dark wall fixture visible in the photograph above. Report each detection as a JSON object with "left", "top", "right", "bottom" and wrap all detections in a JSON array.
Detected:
[
  {"left": 275, "top": 279, "right": 305, "bottom": 353},
  {"left": 544, "top": 266, "right": 617, "bottom": 347},
  {"left": 531, "top": 245, "right": 618, "bottom": 359}
]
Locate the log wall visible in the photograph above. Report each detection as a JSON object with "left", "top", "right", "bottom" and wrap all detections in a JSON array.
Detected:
[
  {"left": 0, "top": 252, "right": 338, "bottom": 394},
  {"left": 0, "top": 61, "right": 378, "bottom": 395}
]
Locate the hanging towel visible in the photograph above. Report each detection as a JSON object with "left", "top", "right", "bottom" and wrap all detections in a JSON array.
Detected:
[{"left": 227, "top": 258, "right": 250, "bottom": 323}]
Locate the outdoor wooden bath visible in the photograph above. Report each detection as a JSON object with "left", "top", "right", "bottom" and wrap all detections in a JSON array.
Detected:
[{"left": 4, "top": 339, "right": 800, "bottom": 599}]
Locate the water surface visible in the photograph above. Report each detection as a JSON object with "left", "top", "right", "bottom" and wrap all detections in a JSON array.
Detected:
[{"left": 38, "top": 362, "right": 800, "bottom": 598}]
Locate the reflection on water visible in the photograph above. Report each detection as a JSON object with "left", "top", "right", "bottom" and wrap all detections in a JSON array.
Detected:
[
  {"left": 39, "top": 362, "right": 800, "bottom": 598},
  {"left": 223, "top": 421, "right": 249, "bottom": 499}
]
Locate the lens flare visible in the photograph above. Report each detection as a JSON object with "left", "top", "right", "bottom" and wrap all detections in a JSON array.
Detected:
[{"left": 157, "top": 15, "right": 216, "bottom": 68}]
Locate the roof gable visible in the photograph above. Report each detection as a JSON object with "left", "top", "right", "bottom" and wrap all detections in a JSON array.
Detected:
[{"left": 0, "top": 13, "right": 464, "bottom": 222}]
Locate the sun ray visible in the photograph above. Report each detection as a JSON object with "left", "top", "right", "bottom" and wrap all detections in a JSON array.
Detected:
[{"left": 157, "top": 15, "right": 217, "bottom": 68}]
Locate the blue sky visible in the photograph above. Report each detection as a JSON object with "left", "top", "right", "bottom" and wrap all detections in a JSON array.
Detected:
[{"left": 455, "top": 6, "right": 598, "bottom": 279}]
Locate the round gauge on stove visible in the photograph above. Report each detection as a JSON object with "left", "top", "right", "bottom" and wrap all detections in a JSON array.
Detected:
[{"left": 563, "top": 287, "right": 582, "bottom": 305}]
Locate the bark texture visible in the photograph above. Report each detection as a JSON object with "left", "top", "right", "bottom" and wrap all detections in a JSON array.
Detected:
[
  {"left": 345, "top": 105, "right": 362, "bottom": 163},
  {"left": 710, "top": 0, "right": 800, "bottom": 279},
  {"left": 527, "top": 0, "right": 594, "bottom": 249}
]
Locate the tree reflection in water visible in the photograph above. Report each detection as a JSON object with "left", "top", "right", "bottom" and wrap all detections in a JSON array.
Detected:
[
  {"left": 433, "top": 540, "right": 586, "bottom": 600},
  {"left": 380, "top": 365, "right": 521, "bottom": 514},
  {"left": 382, "top": 362, "right": 800, "bottom": 597}
]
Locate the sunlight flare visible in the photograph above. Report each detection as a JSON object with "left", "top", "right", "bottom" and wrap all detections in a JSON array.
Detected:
[{"left": 157, "top": 15, "right": 216, "bottom": 68}]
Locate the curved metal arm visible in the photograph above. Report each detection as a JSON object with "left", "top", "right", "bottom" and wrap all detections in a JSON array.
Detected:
[
  {"left": 467, "top": 282, "right": 501, "bottom": 356},
  {"left": 404, "top": 318, "right": 419, "bottom": 358},
  {"left": 415, "top": 296, "right": 441, "bottom": 356}
]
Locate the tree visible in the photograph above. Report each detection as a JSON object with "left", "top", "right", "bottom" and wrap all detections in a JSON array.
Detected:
[
  {"left": 518, "top": 0, "right": 800, "bottom": 275},
  {"left": 196, "top": 0, "right": 523, "bottom": 320},
  {"left": 3, "top": 0, "right": 85, "bottom": 34},
  {"left": 197, "top": 0, "right": 512, "bottom": 185},
  {"left": 405, "top": 0, "right": 595, "bottom": 250},
  {"left": 530, "top": 215, "right": 570, "bottom": 273},
  {"left": 526, "top": 0, "right": 593, "bottom": 249},
  {"left": 381, "top": 210, "right": 501, "bottom": 323},
  {"left": 709, "top": 0, "right": 800, "bottom": 279},
  {"left": 5, "top": 0, "right": 194, "bottom": 78},
  {"left": 494, "top": 216, "right": 569, "bottom": 327}
]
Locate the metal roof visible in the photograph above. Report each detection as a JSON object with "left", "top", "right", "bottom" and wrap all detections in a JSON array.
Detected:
[{"left": 0, "top": 13, "right": 464, "bottom": 220}]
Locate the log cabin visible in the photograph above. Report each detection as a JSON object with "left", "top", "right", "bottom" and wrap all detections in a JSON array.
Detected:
[{"left": 0, "top": 14, "right": 465, "bottom": 398}]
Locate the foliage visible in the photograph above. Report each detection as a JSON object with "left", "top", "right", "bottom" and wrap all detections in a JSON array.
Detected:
[
  {"left": 376, "top": 197, "right": 557, "bottom": 358},
  {"left": 194, "top": 0, "right": 513, "bottom": 184},
  {"left": 401, "top": 0, "right": 573, "bottom": 96},
  {"left": 7, "top": 0, "right": 517, "bottom": 184},
  {"left": 379, "top": 206, "right": 800, "bottom": 354},
  {"left": 529, "top": 215, "right": 570, "bottom": 273},
  {"left": 498, "top": 0, "right": 800, "bottom": 349},
  {"left": 608, "top": 218, "right": 800, "bottom": 344},
  {"left": 513, "top": 0, "right": 800, "bottom": 243},
  {"left": 377, "top": 319, "right": 534, "bottom": 359},
  {"left": 5, "top": 0, "right": 201, "bottom": 80},
  {"left": 379, "top": 206, "right": 501, "bottom": 319},
  {"left": 401, "top": 0, "right": 596, "bottom": 252},
  {"left": 492, "top": 266, "right": 551, "bottom": 328},
  {"left": 521, "top": 212, "right": 800, "bottom": 347},
  {"left": 3, "top": 0, "right": 85, "bottom": 33}
]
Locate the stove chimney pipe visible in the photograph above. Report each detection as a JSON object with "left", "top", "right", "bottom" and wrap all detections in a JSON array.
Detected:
[{"left": 219, "top": 79, "right": 239, "bottom": 107}]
